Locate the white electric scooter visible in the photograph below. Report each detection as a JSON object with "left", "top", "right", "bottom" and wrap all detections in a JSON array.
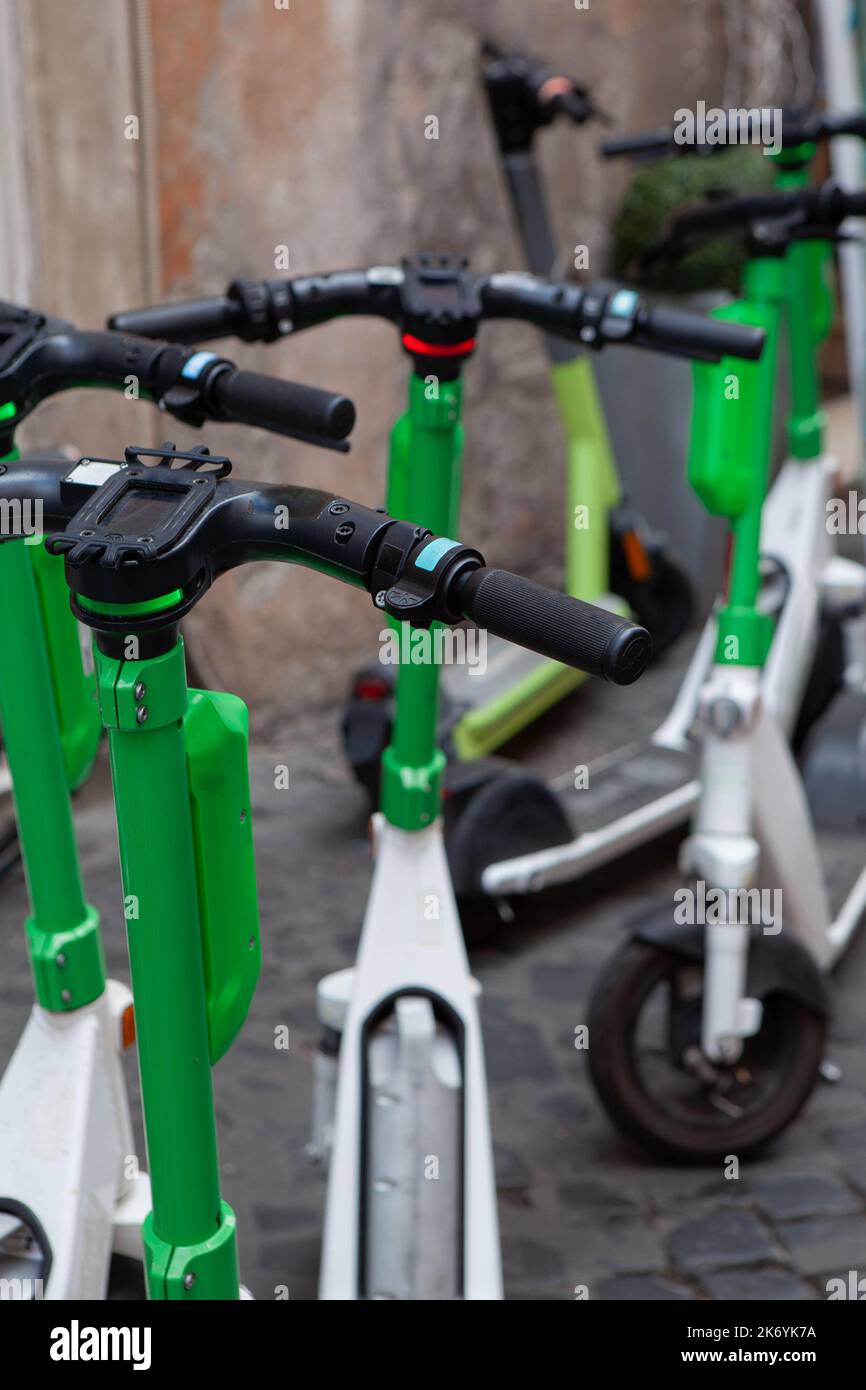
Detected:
[
  {"left": 305, "top": 394, "right": 654, "bottom": 1298},
  {"left": 588, "top": 180, "right": 866, "bottom": 1160}
]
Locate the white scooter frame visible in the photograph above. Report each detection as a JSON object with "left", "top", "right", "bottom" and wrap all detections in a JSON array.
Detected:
[
  {"left": 683, "top": 450, "right": 866, "bottom": 1063},
  {"left": 0, "top": 978, "right": 150, "bottom": 1298},
  {"left": 312, "top": 816, "right": 503, "bottom": 1300}
]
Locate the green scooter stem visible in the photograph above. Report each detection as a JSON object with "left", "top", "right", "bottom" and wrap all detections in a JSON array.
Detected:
[
  {"left": 95, "top": 632, "right": 239, "bottom": 1299},
  {"left": 722, "top": 258, "right": 784, "bottom": 663},
  {"left": 380, "top": 374, "right": 461, "bottom": 829},
  {"left": 772, "top": 144, "right": 832, "bottom": 459},
  {"left": 0, "top": 448, "right": 103, "bottom": 1011},
  {"left": 688, "top": 259, "right": 782, "bottom": 667}
]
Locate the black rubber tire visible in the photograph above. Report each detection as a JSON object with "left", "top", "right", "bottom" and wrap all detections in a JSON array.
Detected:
[
  {"left": 445, "top": 763, "right": 571, "bottom": 899},
  {"left": 792, "top": 612, "right": 846, "bottom": 752},
  {"left": 587, "top": 938, "right": 826, "bottom": 1162},
  {"left": 612, "top": 548, "right": 694, "bottom": 659}
]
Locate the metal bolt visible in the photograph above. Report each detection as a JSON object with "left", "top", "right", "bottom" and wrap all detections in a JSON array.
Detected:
[
  {"left": 135, "top": 705, "right": 148, "bottom": 724},
  {"left": 708, "top": 697, "right": 741, "bottom": 737},
  {"left": 133, "top": 681, "right": 147, "bottom": 701},
  {"left": 56, "top": 953, "right": 67, "bottom": 969},
  {"left": 183, "top": 1272, "right": 196, "bottom": 1291},
  {"left": 375, "top": 590, "right": 387, "bottom": 608},
  {"left": 334, "top": 522, "right": 355, "bottom": 541},
  {"left": 328, "top": 502, "right": 349, "bottom": 515},
  {"left": 61, "top": 989, "right": 72, "bottom": 1003}
]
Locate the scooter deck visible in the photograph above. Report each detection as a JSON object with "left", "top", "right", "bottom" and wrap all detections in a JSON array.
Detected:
[
  {"left": 480, "top": 738, "right": 700, "bottom": 896},
  {"left": 442, "top": 633, "right": 587, "bottom": 760},
  {"left": 554, "top": 740, "right": 701, "bottom": 836}
]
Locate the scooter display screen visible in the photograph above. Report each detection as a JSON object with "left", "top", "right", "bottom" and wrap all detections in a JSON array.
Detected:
[
  {"left": 418, "top": 280, "right": 461, "bottom": 307},
  {"left": 101, "top": 486, "right": 180, "bottom": 532}
]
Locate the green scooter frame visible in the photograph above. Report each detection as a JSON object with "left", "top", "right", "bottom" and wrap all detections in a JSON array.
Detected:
[
  {"left": 108, "top": 265, "right": 762, "bottom": 848},
  {"left": 1, "top": 443, "right": 645, "bottom": 1299},
  {"left": 0, "top": 311, "right": 354, "bottom": 1299},
  {"left": 95, "top": 631, "right": 256, "bottom": 1298}
]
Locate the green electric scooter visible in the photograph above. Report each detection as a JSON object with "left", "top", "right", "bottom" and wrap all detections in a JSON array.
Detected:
[
  {"left": 0, "top": 311, "right": 354, "bottom": 1299},
  {"left": 480, "top": 39, "right": 695, "bottom": 656},
  {"left": 0, "top": 440, "right": 646, "bottom": 1298},
  {"left": 109, "top": 265, "right": 763, "bottom": 870},
  {"left": 108, "top": 272, "right": 760, "bottom": 1293}
]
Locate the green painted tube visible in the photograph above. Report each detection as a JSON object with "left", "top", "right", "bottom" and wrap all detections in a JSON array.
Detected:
[
  {"left": 550, "top": 356, "right": 620, "bottom": 602},
  {"left": 0, "top": 537, "right": 103, "bottom": 1009},
  {"left": 98, "top": 638, "right": 237, "bottom": 1294},
  {"left": 380, "top": 374, "right": 462, "bottom": 829},
  {"left": 772, "top": 149, "right": 831, "bottom": 461}
]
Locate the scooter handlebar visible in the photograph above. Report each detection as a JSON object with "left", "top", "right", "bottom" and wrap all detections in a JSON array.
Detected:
[
  {"left": 634, "top": 305, "right": 765, "bottom": 362},
  {"left": 601, "top": 129, "right": 675, "bottom": 161},
  {"left": 601, "top": 110, "right": 866, "bottom": 162},
  {"left": 209, "top": 367, "right": 355, "bottom": 444},
  {"left": 456, "top": 567, "right": 652, "bottom": 684},
  {"left": 109, "top": 297, "right": 240, "bottom": 343},
  {"left": 108, "top": 267, "right": 767, "bottom": 367}
]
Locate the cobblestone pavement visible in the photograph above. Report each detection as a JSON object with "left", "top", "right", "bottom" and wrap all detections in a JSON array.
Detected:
[{"left": 1, "top": 630, "right": 865, "bottom": 1302}]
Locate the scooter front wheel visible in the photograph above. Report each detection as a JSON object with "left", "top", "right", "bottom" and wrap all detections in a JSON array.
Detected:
[{"left": 587, "top": 937, "right": 826, "bottom": 1162}]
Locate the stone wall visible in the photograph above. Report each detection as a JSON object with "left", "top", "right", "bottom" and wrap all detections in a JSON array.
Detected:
[{"left": 8, "top": 0, "right": 809, "bottom": 730}]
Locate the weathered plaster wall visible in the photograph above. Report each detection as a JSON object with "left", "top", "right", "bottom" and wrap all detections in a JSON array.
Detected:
[
  {"left": 14, "top": 0, "right": 783, "bottom": 730},
  {"left": 142, "top": 0, "right": 735, "bottom": 728}
]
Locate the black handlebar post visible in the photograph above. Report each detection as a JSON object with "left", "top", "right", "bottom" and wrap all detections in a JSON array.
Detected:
[
  {"left": 0, "top": 447, "right": 652, "bottom": 686},
  {"left": 601, "top": 107, "right": 866, "bottom": 163},
  {"left": 0, "top": 301, "right": 355, "bottom": 452},
  {"left": 479, "top": 39, "right": 602, "bottom": 156},
  {"left": 109, "top": 258, "right": 766, "bottom": 369}
]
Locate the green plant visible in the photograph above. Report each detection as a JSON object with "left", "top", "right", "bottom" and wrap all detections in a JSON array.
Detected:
[{"left": 611, "top": 148, "right": 777, "bottom": 294}]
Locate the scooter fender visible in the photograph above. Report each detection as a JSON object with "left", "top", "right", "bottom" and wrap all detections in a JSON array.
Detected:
[{"left": 630, "top": 908, "right": 830, "bottom": 1017}]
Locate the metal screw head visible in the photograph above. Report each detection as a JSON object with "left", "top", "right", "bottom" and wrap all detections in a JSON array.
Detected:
[
  {"left": 183, "top": 1272, "right": 196, "bottom": 1291},
  {"left": 328, "top": 502, "right": 349, "bottom": 515},
  {"left": 56, "top": 953, "right": 67, "bottom": 969},
  {"left": 135, "top": 705, "right": 148, "bottom": 724},
  {"left": 375, "top": 590, "right": 387, "bottom": 608},
  {"left": 708, "top": 696, "right": 741, "bottom": 737},
  {"left": 334, "top": 522, "right": 355, "bottom": 541},
  {"left": 61, "top": 988, "right": 72, "bottom": 1003},
  {"left": 133, "top": 681, "right": 147, "bottom": 701}
]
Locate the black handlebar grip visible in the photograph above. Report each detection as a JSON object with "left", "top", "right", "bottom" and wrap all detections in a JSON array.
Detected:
[
  {"left": 457, "top": 568, "right": 652, "bottom": 684},
  {"left": 638, "top": 306, "right": 766, "bottom": 362},
  {"left": 109, "top": 297, "right": 238, "bottom": 344},
  {"left": 212, "top": 369, "right": 355, "bottom": 442}
]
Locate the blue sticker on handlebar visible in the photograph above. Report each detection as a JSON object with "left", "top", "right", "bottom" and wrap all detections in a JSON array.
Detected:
[
  {"left": 608, "top": 290, "right": 639, "bottom": 318},
  {"left": 414, "top": 538, "right": 460, "bottom": 572},
  {"left": 181, "top": 351, "right": 219, "bottom": 380}
]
